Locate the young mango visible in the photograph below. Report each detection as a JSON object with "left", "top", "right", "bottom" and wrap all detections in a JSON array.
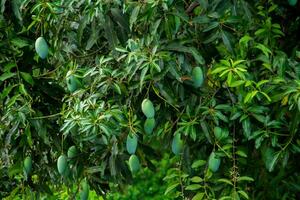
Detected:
[
  {"left": 129, "top": 154, "right": 140, "bottom": 173},
  {"left": 35, "top": 37, "right": 49, "bottom": 59},
  {"left": 171, "top": 134, "right": 183, "bottom": 155},
  {"left": 57, "top": 155, "right": 68, "bottom": 175},
  {"left": 67, "top": 75, "right": 81, "bottom": 93},
  {"left": 24, "top": 156, "right": 32, "bottom": 175},
  {"left": 141, "top": 99, "right": 155, "bottom": 118},
  {"left": 192, "top": 67, "right": 204, "bottom": 88},
  {"left": 80, "top": 179, "right": 89, "bottom": 200},
  {"left": 208, "top": 152, "right": 221, "bottom": 172},
  {"left": 67, "top": 146, "right": 77, "bottom": 159},
  {"left": 144, "top": 118, "right": 155, "bottom": 134},
  {"left": 288, "top": 0, "right": 298, "bottom": 6},
  {"left": 126, "top": 134, "right": 138, "bottom": 154}
]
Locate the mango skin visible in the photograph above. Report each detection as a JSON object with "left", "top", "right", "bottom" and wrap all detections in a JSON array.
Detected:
[
  {"left": 192, "top": 67, "right": 204, "bottom": 88},
  {"left": 288, "top": 0, "right": 298, "bottom": 6},
  {"left": 126, "top": 134, "right": 138, "bottom": 154},
  {"left": 67, "top": 146, "right": 77, "bottom": 159},
  {"left": 35, "top": 37, "right": 49, "bottom": 59},
  {"left": 214, "top": 127, "right": 223, "bottom": 140},
  {"left": 24, "top": 156, "right": 32, "bottom": 175},
  {"left": 141, "top": 99, "right": 155, "bottom": 118},
  {"left": 67, "top": 75, "right": 81, "bottom": 93},
  {"left": 144, "top": 118, "right": 155, "bottom": 134},
  {"left": 57, "top": 155, "right": 68, "bottom": 175},
  {"left": 129, "top": 154, "right": 140, "bottom": 173},
  {"left": 208, "top": 152, "right": 221, "bottom": 172},
  {"left": 171, "top": 134, "right": 183, "bottom": 155},
  {"left": 80, "top": 180, "right": 89, "bottom": 200}
]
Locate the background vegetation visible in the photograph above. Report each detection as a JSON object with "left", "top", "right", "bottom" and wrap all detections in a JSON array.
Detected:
[{"left": 1, "top": 0, "right": 300, "bottom": 199}]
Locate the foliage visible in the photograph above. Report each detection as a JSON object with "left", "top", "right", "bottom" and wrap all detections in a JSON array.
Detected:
[
  {"left": 106, "top": 154, "right": 176, "bottom": 200},
  {"left": 1, "top": 0, "right": 300, "bottom": 199}
]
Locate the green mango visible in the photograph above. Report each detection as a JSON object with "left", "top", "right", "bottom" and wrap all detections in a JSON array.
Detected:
[
  {"left": 63, "top": 164, "right": 71, "bottom": 178},
  {"left": 129, "top": 154, "right": 140, "bottom": 173},
  {"left": 35, "top": 37, "right": 49, "bottom": 59},
  {"left": 67, "top": 75, "right": 81, "bottom": 93},
  {"left": 141, "top": 99, "right": 155, "bottom": 118},
  {"left": 24, "top": 156, "right": 32, "bottom": 175},
  {"left": 288, "top": 0, "right": 297, "bottom": 6},
  {"left": 80, "top": 179, "right": 89, "bottom": 200},
  {"left": 126, "top": 134, "right": 138, "bottom": 154},
  {"left": 171, "top": 134, "right": 183, "bottom": 155},
  {"left": 144, "top": 118, "right": 155, "bottom": 134},
  {"left": 67, "top": 146, "right": 77, "bottom": 159},
  {"left": 192, "top": 67, "right": 204, "bottom": 88},
  {"left": 208, "top": 152, "right": 221, "bottom": 172},
  {"left": 214, "top": 127, "right": 223, "bottom": 140},
  {"left": 57, "top": 155, "right": 67, "bottom": 175}
]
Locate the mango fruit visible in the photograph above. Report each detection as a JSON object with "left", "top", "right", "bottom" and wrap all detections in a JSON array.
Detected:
[
  {"left": 192, "top": 67, "right": 204, "bottom": 88},
  {"left": 144, "top": 118, "right": 155, "bottom": 134},
  {"left": 171, "top": 134, "right": 183, "bottom": 155},
  {"left": 57, "top": 155, "right": 67, "bottom": 175},
  {"left": 141, "top": 99, "right": 155, "bottom": 118},
  {"left": 24, "top": 156, "right": 32, "bottom": 175},
  {"left": 67, "top": 75, "right": 81, "bottom": 93},
  {"left": 126, "top": 134, "right": 138, "bottom": 154},
  {"left": 288, "top": 0, "right": 297, "bottom": 6},
  {"left": 208, "top": 152, "right": 221, "bottom": 172},
  {"left": 80, "top": 179, "right": 89, "bottom": 200},
  {"left": 67, "top": 146, "right": 77, "bottom": 159},
  {"left": 214, "top": 127, "right": 223, "bottom": 140},
  {"left": 129, "top": 154, "right": 140, "bottom": 173},
  {"left": 35, "top": 37, "right": 49, "bottom": 59}
]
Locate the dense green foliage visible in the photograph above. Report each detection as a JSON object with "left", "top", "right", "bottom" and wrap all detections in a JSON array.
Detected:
[{"left": 1, "top": 0, "right": 300, "bottom": 199}]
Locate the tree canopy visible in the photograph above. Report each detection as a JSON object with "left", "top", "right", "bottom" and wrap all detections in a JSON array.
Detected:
[{"left": 1, "top": 0, "right": 300, "bottom": 199}]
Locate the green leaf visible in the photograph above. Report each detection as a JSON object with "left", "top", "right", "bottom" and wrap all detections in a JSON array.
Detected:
[
  {"left": 11, "top": 0, "right": 22, "bottom": 22},
  {"left": 255, "top": 44, "right": 272, "bottom": 57},
  {"left": 237, "top": 176, "right": 254, "bottom": 182},
  {"left": 221, "top": 31, "right": 233, "bottom": 52},
  {"left": 211, "top": 66, "right": 227, "bottom": 74},
  {"left": 217, "top": 178, "right": 233, "bottom": 185},
  {"left": 192, "top": 193, "right": 204, "bottom": 200},
  {"left": 20, "top": 72, "right": 34, "bottom": 85},
  {"left": 263, "top": 148, "right": 281, "bottom": 172},
  {"left": 185, "top": 184, "right": 202, "bottom": 190},
  {"left": 193, "top": 16, "right": 210, "bottom": 24},
  {"left": 190, "top": 176, "right": 203, "bottom": 183},
  {"left": 242, "top": 118, "right": 251, "bottom": 139},
  {"left": 203, "top": 21, "right": 219, "bottom": 32},
  {"left": 236, "top": 150, "right": 247, "bottom": 158},
  {"left": 130, "top": 6, "right": 140, "bottom": 28},
  {"left": 165, "top": 43, "right": 205, "bottom": 65},
  {"left": 11, "top": 38, "right": 29, "bottom": 48},
  {"left": 164, "top": 183, "right": 179, "bottom": 195},
  {"left": 267, "top": 151, "right": 280, "bottom": 172},
  {"left": 0, "top": 84, "right": 17, "bottom": 100},
  {"left": 0, "top": 72, "right": 16, "bottom": 82},
  {"left": 190, "top": 48, "right": 205, "bottom": 65},
  {"left": 191, "top": 160, "right": 206, "bottom": 168},
  {"left": 111, "top": 8, "right": 130, "bottom": 33},
  {"left": 203, "top": 30, "right": 220, "bottom": 43},
  {"left": 238, "top": 190, "right": 249, "bottom": 199}
]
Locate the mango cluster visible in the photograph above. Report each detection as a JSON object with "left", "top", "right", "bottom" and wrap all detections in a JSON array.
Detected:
[
  {"left": 141, "top": 99, "right": 156, "bottom": 134},
  {"left": 56, "top": 146, "right": 89, "bottom": 199},
  {"left": 126, "top": 134, "right": 140, "bottom": 173}
]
